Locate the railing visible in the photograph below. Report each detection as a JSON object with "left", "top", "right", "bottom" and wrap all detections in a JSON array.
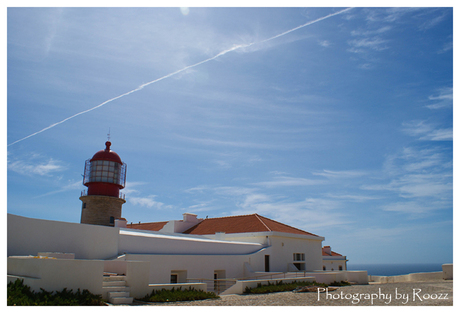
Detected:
[
  {"left": 186, "top": 278, "right": 237, "bottom": 294},
  {"left": 80, "top": 190, "right": 126, "bottom": 200},
  {"left": 187, "top": 271, "right": 312, "bottom": 294}
]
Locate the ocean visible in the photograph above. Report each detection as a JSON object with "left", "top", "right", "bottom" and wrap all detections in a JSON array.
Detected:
[{"left": 346, "top": 263, "right": 446, "bottom": 276}]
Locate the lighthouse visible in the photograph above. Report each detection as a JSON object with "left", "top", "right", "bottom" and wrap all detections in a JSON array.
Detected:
[{"left": 80, "top": 141, "right": 127, "bottom": 226}]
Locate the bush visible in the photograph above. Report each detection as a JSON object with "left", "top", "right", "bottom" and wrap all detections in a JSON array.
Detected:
[
  {"left": 328, "top": 280, "right": 351, "bottom": 286},
  {"left": 244, "top": 280, "right": 328, "bottom": 294},
  {"left": 7, "top": 279, "right": 105, "bottom": 306},
  {"left": 138, "top": 287, "right": 219, "bottom": 303}
]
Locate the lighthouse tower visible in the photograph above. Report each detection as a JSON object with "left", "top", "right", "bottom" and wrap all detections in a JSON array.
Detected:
[{"left": 80, "top": 141, "right": 127, "bottom": 226}]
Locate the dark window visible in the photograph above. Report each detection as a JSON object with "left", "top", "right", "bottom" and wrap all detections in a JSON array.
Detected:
[
  {"left": 264, "top": 255, "right": 270, "bottom": 272},
  {"left": 170, "top": 274, "right": 178, "bottom": 284},
  {"left": 109, "top": 216, "right": 115, "bottom": 225},
  {"left": 293, "top": 263, "right": 305, "bottom": 270},
  {"left": 82, "top": 203, "right": 86, "bottom": 209}
]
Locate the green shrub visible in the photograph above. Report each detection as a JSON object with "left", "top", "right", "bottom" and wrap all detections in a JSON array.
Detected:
[
  {"left": 328, "top": 280, "right": 351, "bottom": 286},
  {"left": 244, "top": 280, "right": 328, "bottom": 294},
  {"left": 7, "top": 279, "right": 105, "bottom": 306},
  {"left": 138, "top": 287, "right": 219, "bottom": 303}
]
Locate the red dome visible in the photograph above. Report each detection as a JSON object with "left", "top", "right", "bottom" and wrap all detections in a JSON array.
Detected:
[{"left": 90, "top": 141, "right": 122, "bottom": 164}]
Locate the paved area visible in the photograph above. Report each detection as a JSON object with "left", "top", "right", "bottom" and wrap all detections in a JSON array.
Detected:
[{"left": 132, "top": 280, "right": 453, "bottom": 306}]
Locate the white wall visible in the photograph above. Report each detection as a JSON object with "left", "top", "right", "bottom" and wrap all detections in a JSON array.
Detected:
[
  {"left": 269, "top": 236, "right": 323, "bottom": 272},
  {"left": 124, "top": 251, "right": 269, "bottom": 284},
  {"left": 206, "top": 232, "right": 324, "bottom": 273},
  {"left": 8, "top": 214, "right": 119, "bottom": 260},
  {"left": 8, "top": 257, "right": 105, "bottom": 296},
  {"left": 118, "top": 229, "right": 264, "bottom": 255},
  {"left": 323, "top": 258, "right": 347, "bottom": 271}
]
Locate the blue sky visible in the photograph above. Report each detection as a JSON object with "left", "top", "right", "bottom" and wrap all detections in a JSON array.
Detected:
[{"left": 6, "top": 5, "right": 454, "bottom": 265}]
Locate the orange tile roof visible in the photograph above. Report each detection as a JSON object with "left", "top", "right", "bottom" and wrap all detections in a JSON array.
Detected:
[
  {"left": 182, "top": 213, "right": 319, "bottom": 237},
  {"left": 127, "top": 221, "right": 168, "bottom": 231}
]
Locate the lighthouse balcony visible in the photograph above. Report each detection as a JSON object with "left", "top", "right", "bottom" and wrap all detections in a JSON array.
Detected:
[{"left": 81, "top": 190, "right": 126, "bottom": 200}]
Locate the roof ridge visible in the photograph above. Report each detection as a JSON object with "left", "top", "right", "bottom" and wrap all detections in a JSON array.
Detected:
[
  {"left": 257, "top": 214, "right": 319, "bottom": 237},
  {"left": 204, "top": 213, "right": 257, "bottom": 220},
  {"left": 254, "top": 213, "right": 271, "bottom": 232}
]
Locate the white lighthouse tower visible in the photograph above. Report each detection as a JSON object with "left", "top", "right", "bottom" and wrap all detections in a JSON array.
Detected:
[{"left": 80, "top": 140, "right": 127, "bottom": 226}]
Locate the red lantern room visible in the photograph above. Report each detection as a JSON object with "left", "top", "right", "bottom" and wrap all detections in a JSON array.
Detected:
[{"left": 82, "top": 141, "right": 127, "bottom": 198}]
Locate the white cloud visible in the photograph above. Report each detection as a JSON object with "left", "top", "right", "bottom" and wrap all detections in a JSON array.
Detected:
[
  {"left": 402, "top": 121, "right": 452, "bottom": 141},
  {"left": 318, "top": 40, "right": 331, "bottom": 47},
  {"left": 8, "top": 157, "right": 65, "bottom": 176},
  {"left": 381, "top": 201, "right": 440, "bottom": 214},
  {"left": 312, "top": 169, "right": 366, "bottom": 179},
  {"left": 348, "top": 37, "right": 389, "bottom": 52},
  {"left": 232, "top": 195, "right": 349, "bottom": 231},
  {"left": 129, "top": 195, "right": 173, "bottom": 210},
  {"left": 362, "top": 145, "right": 452, "bottom": 215},
  {"left": 254, "top": 176, "right": 324, "bottom": 188},
  {"left": 34, "top": 180, "right": 82, "bottom": 198},
  {"left": 426, "top": 87, "right": 453, "bottom": 109}
]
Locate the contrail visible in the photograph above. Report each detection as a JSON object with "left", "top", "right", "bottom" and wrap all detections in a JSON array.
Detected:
[{"left": 8, "top": 7, "right": 353, "bottom": 147}]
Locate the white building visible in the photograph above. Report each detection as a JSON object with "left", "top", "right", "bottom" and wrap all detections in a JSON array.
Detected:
[
  {"left": 7, "top": 141, "right": 367, "bottom": 304},
  {"left": 7, "top": 212, "right": 367, "bottom": 303},
  {"left": 322, "top": 246, "right": 348, "bottom": 271}
]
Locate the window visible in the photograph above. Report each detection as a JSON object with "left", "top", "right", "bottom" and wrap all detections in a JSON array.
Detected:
[
  {"left": 82, "top": 203, "right": 86, "bottom": 209},
  {"left": 170, "top": 274, "right": 178, "bottom": 284},
  {"left": 293, "top": 253, "right": 305, "bottom": 261},
  {"left": 339, "top": 265, "right": 343, "bottom": 271},
  {"left": 323, "top": 266, "right": 326, "bottom": 271},
  {"left": 109, "top": 216, "right": 115, "bottom": 225},
  {"left": 89, "top": 160, "right": 121, "bottom": 184}
]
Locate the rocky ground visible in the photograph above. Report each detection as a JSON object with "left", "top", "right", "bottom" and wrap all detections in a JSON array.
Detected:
[{"left": 131, "top": 280, "right": 453, "bottom": 306}]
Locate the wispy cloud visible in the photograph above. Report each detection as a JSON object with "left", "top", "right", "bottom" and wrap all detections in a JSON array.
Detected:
[
  {"left": 129, "top": 195, "right": 174, "bottom": 210},
  {"left": 231, "top": 195, "right": 349, "bottom": 231},
  {"left": 438, "top": 40, "right": 453, "bottom": 54},
  {"left": 351, "top": 26, "right": 392, "bottom": 36},
  {"left": 426, "top": 87, "right": 453, "bottom": 109},
  {"left": 402, "top": 121, "right": 452, "bottom": 141},
  {"left": 348, "top": 37, "right": 389, "bottom": 53},
  {"left": 8, "top": 7, "right": 353, "bottom": 147},
  {"left": 312, "top": 169, "right": 366, "bottom": 179},
  {"left": 362, "top": 145, "right": 452, "bottom": 216},
  {"left": 418, "top": 11, "right": 449, "bottom": 30},
  {"left": 254, "top": 176, "right": 324, "bottom": 188},
  {"left": 8, "top": 155, "right": 66, "bottom": 176},
  {"left": 381, "top": 200, "right": 445, "bottom": 215},
  {"left": 325, "top": 193, "right": 380, "bottom": 202},
  {"left": 174, "top": 134, "right": 279, "bottom": 149},
  {"left": 34, "top": 180, "right": 81, "bottom": 198}
]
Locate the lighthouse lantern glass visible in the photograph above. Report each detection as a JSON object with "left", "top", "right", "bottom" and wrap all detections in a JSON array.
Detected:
[{"left": 86, "top": 160, "right": 126, "bottom": 186}]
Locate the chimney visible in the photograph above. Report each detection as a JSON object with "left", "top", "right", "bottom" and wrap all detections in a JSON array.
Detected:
[
  {"left": 115, "top": 218, "right": 127, "bottom": 228},
  {"left": 183, "top": 213, "right": 198, "bottom": 222},
  {"left": 323, "top": 246, "right": 331, "bottom": 255}
]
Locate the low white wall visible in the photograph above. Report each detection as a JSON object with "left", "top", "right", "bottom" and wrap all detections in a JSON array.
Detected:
[
  {"left": 7, "top": 257, "right": 105, "bottom": 296},
  {"left": 125, "top": 261, "right": 151, "bottom": 299},
  {"left": 146, "top": 283, "right": 207, "bottom": 295},
  {"left": 370, "top": 271, "right": 444, "bottom": 283},
  {"left": 346, "top": 271, "right": 369, "bottom": 284},
  {"left": 442, "top": 264, "right": 453, "bottom": 280},
  {"left": 221, "top": 277, "right": 315, "bottom": 295}
]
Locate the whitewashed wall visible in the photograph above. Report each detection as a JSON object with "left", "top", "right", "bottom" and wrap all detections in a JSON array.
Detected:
[
  {"left": 8, "top": 214, "right": 118, "bottom": 259},
  {"left": 7, "top": 257, "right": 105, "bottom": 296},
  {"left": 118, "top": 229, "right": 264, "bottom": 255}
]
